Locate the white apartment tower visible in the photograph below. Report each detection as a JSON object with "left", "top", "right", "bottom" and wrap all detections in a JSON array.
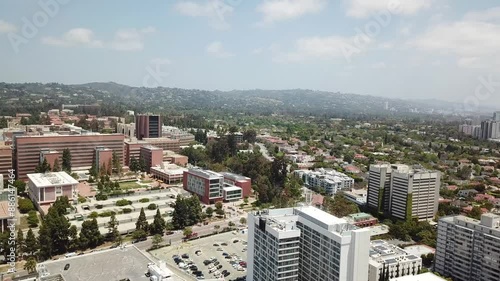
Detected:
[
  {"left": 247, "top": 206, "right": 371, "bottom": 281},
  {"left": 368, "top": 164, "right": 440, "bottom": 221},
  {"left": 435, "top": 214, "right": 500, "bottom": 281}
]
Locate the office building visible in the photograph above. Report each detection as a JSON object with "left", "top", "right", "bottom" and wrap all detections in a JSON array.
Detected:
[
  {"left": 143, "top": 137, "right": 181, "bottom": 153},
  {"left": 368, "top": 240, "right": 422, "bottom": 281},
  {"left": 117, "top": 122, "right": 135, "bottom": 139},
  {"left": 123, "top": 139, "right": 148, "bottom": 166},
  {"left": 140, "top": 145, "right": 163, "bottom": 173},
  {"left": 247, "top": 206, "right": 370, "bottom": 281},
  {"left": 367, "top": 164, "right": 440, "bottom": 221},
  {"left": 390, "top": 168, "right": 440, "bottom": 221},
  {"left": 493, "top": 111, "right": 500, "bottom": 121},
  {"left": 294, "top": 169, "right": 354, "bottom": 196},
  {"left": 150, "top": 163, "right": 187, "bottom": 184},
  {"left": 183, "top": 168, "right": 245, "bottom": 204},
  {"left": 135, "top": 114, "right": 161, "bottom": 140},
  {"left": 95, "top": 146, "right": 112, "bottom": 169},
  {"left": 0, "top": 145, "right": 12, "bottom": 179},
  {"left": 27, "top": 171, "right": 79, "bottom": 213},
  {"left": 14, "top": 134, "right": 124, "bottom": 180},
  {"left": 162, "top": 150, "right": 188, "bottom": 166},
  {"left": 13, "top": 134, "right": 124, "bottom": 180},
  {"left": 435, "top": 214, "right": 500, "bottom": 281},
  {"left": 220, "top": 172, "right": 252, "bottom": 198}
]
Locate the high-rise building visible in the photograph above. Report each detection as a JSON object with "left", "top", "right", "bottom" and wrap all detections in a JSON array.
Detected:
[
  {"left": 493, "top": 111, "right": 500, "bottom": 121},
  {"left": 247, "top": 206, "right": 370, "bottom": 281},
  {"left": 435, "top": 214, "right": 500, "bottom": 281},
  {"left": 135, "top": 114, "right": 161, "bottom": 140},
  {"left": 390, "top": 169, "right": 440, "bottom": 221},
  {"left": 480, "top": 120, "right": 500, "bottom": 140},
  {"left": 14, "top": 134, "right": 124, "bottom": 180},
  {"left": 0, "top": 145, "right": 12, "bottom": 179},
  {"left": 367, "top": 164, "right": 440, "bottom": 221}
]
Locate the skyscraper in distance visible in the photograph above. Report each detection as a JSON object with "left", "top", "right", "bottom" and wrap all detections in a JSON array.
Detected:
[{"left": 135, "top": 114, "right": 162, "bottom": 140}]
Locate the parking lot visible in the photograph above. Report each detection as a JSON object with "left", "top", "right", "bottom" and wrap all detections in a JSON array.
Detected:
[{"left": 151, "top": 231, "right": 248, "bottom": 280}]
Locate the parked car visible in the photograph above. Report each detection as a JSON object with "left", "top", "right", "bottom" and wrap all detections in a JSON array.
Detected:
[
  {"left": 181, "top": 253, "right": 189, "bottom": 259},
  {"left": 64, "top": 264, "right": 70, "bottom": 270},
  {"left": 203, "top": 260, "right": 212, "bottom": 265}
]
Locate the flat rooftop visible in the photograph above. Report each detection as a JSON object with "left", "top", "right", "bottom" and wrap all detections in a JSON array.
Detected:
[
  {"left": 41, "top": 246, "right": 153, "bottom": 281},
  {"left": 295, "top": 205, "right": 347, "bottom": 226},
  {"left": 390, "top": 272, "right": 446, "bottom": 281},
  {"left": 188, "top": 168, "right": 223, "bottom": 179},
  {"left": 221, "top": 172, "right": 250, "bottom": 181},
  {"left": 370, "top": 240, "right": 420, "bottom": 265},
  {"left": 27, "top": 172, "right": 79, "bottom": 187}
]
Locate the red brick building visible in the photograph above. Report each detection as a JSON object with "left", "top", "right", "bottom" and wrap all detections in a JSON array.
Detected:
[
  {"left": 135, "top": 114, "right": 162, "bottom": 140},
  {"left": 221, "top": 172, "right": 252, "bottom": 198},
  {"left": 27, "top": 171, "right": 78, "bottom": 214},
  {"left": 0, "top": 145, "right": 12, "bottom": 178},
  {"left": 140, "top": 145, "right": 163, "bottom": 173}
]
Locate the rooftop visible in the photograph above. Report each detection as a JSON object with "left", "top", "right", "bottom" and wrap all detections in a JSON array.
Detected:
[
  {"left": 27, "top": 171, "right": 79, "bottom": 187},
  {"left": 187, "top": 168, "right": 223, "bottom": 179},
  {"left": 220, "top": 172, "right": 251, "bottom": 181},
  {"left": 369, "top": 240, "right": 420, "bottom": 265},
  {"left": 390, "top": 272, "right": 446, "bottom": 281}
]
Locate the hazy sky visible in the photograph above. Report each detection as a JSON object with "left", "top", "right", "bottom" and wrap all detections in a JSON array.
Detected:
[{"left": 1, "top": 0, "right": 500, "bottom": 105}]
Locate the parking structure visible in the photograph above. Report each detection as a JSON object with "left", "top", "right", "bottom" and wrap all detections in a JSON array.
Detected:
[{"left": 151, "top": 230, "right": 248, "bottom": 280}]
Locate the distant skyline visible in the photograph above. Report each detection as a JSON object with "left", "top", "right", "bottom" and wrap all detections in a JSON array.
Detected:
[{"left": 1, "top": 0, "right": 500, "bottom": 106}]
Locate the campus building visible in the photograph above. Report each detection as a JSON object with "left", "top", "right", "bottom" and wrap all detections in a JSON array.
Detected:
[
  {"left": 434, "top": 214, "right": 500, "bottom": 281},
  {"left": 27, "top": 171, "right": 79, "bottom": 213},
  {"left": 143, "top": 137, "right": 181, "bottom": 153},
  {"left": 14, "top": 134, "right": 124, "bottom": 180},
  {"left": 247, "top": 206, "right": 370, "bottom": 281},
  {"left": 183, "top": 168, "right": 246, "bottom": 204},
  {"left": 367, "top": 164, "right": 440, "bottom": 221},
  {"left": 123, "top": 139, "right": 148, "bottom": 166},
  {"left": 140, "top": 145, "right": 163, "bottom": 173},
  {"left": 0, "top": 145, "right": 12, "bottom": 179},
  {"left": 150, "top": 163, "right": 187, "bottom": 184},
  {"left": 368, "top": 240, "right": 422, "bottom": 281},
  {"left": 135, "top": 114, "right": 161, "bottom": 140},
  {"left": 221, "top": 172, "right": 252, "bottom": 198},
  {"left": 294, "top": 168, "right": 354, "bottom": 195}
]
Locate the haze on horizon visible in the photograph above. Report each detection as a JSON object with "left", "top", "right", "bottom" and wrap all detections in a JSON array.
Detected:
[{"left": 1, "top": 0, "right": 500, "bottom": 106}]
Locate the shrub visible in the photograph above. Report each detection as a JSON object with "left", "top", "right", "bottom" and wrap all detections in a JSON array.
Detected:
[
  {"left": 116, "top": 199, "right": 132, "bottom": 206},
  {"left": 147, "top": 203, "right": 157, "bottom": 210},
  {"left": 95, "top": 204, "right": 103, "bottom": 209},
  {"left": 139, "top": 198, "right": 150, "bottom": 203},
  {"left": 122, "top": 208, "right": 132, "bottom": 214},
  {"left": 78, "top": 196, "right": 87, "bottom": 203},
  {"left": 18, "top": 198, "right": 35, "bottom": 214},
  {"left": 95, "top": 194, "right": 108, "bottom": 201},
  {"left": 89, "top": 211, "right": 99, "bottom": 219},
  {"left": 98, "top": 211, "right": 116, "bottom": 217}
]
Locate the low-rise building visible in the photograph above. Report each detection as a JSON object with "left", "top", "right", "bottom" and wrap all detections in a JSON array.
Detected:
[
  {"left": 183, "top": 168, "right": 245, "bottom": 204},
  {"left": 390, "top": 272, "right": 446, "bottom": 281},
  {"left": 220, "top": 172, "right": 251, "bottom": 198},
  {"left": 27, "top": 172, "right": 78, "bottom": 213},
  {"left": 150, "top": 163, "right": 187, "bottom": 184},
  {"left": 295, "top": 168, "right": 354, "bottom": 195},
  {"left": 368, "top": 240, "right": 422, "bottom": 281},
  {"left": 344, "top": 212, "right": 378, "bottom": 227},
  {"left": 140, "top": 145, "right": 163, "bottom": 173}
]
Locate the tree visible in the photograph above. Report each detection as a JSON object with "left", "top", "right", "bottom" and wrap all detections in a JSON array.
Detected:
[
  {"left": 112, "top": 151, "right": 122, "bottom": 175},
  {"left": 239, "top": 217, "right": 247, "bottom": 225},
  {"left": 35, "top": 158, "right": 51, "bottom": 173},
  {"left": 62, "top": 148, "right": 72, "bottom": 172},
  {"left": 421, "top": 253, "right": 434, "bottom": 267},
  {"left": 151, "top": 234, "right": 164, "bottom": 249},
  {"left": 322, "top": 192, "right": 359, "bottom": 218},
  {"left": 12, "top": 180, "right": 26, "bottom": 194},
  {"left": 183, "top": 227, "right": 193, "bottom": 238},
  {"left": 52, "top": 158, "right": 61, "bottom": 172},
  {"left": 0, "top": 116, "right": 7, "bottom": 129},
  {"left": 205, "top": 207, "right": 214, "bottom": 218},
  {"left": 37, "top": 224, "right": 53, "bottom": 261},
  {"left": 214, "top": 225, "right": 221, "bottom": 233},
  {"left": 468, "top": 206, "right": 482, "bottom": 220},
  {"left": 135, "top": 207, "right": 149, "bottom": 232},
  {"left": 215, "top": 201, "right": 225, "bottom": 216},
  {"left": 16, "top": 228, "right": 24, "bottom": 258},
  {"left": 68, "top": 225, "right": 79, "bottom": 252},
  {"left": 243, "top": 129, "right": 257, "bottom": 143},
  {"left": 20, "top": 117, "right": 29, "bottom": 125},
  {"left": 79, "top": 218, "right": 104, "bottom": 249},
  {"left": 107, "top": 214, "right": 120, "bottom": 242},
  {"left": 129, "top": 156, "right": 140, "bottom": 172},
  {"left": 24, "top": 229, "right": 38, "bottom": 257},
  {"left": 270, "top": 155, "right": 287, "bottom": 187},
  {"left": 24, "top": 257, "right": 37, "bottom": 274},
  {"left": 150, "top": 209, "right": 166, "bottom": 236},
  {"left": 171, "top": 195, "right": 203, "bottom": 229},
  {"left": 106, "top": 161, "right": 112, "bottom": 176}
]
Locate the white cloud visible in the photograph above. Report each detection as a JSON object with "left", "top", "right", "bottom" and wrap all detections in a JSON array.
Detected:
[
  {"left": 41, "top": 28, "right": 103, "bottom": 48},
  {"left": 256, "top": 0, "right": 327, "bottom": 25},
  {"left": 457, "top": 57, "right": 482, "bottom": 68},
  {"left": 345, "top": 0, "right": 432, "bottom": 19},
  {"left": 410, "top": 20, "right": 500, "bottom": 67},
  {"left": 0, "top": 20, "right": 17, "bottom": 33},
  {"left": 371, "top": 62, "right": 387, "bottom": 69},
  {"left": 206, "top": 41, "right": 234, "bottom": 58},
  {"left": 42, "top": 27, "right": 156, "bottom": 51},
  {"left": 251, "top": 47, "right": 264, "bottom": 55},
  {"left": 274, "top": 35, "right": 372, "bottom": 63},
  {"left": 110, "top": 27, "right": 156, "bottom": 51},
  {"left": 175, "top": 0, "right": 234, "bottom": 30},
  {"left": 399, "top": 24, "right": 413, "bottom": 36},
  {"left": 378, "top": 42, "right": 394, "bottom": 49},
  {"left": 464, "top": 7, "right": 500, "bottom": 22}
]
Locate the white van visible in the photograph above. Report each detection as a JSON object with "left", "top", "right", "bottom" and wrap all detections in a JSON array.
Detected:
[{"left": 65, "top": 252, "right": 77, "bottom": 258}]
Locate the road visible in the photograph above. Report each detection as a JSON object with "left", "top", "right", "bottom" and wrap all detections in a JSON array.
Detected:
[
  {"left": 134, "top": 213, "right": 244, "bottom": 252},
  {"left": 255, "top": 142, "right": 274, "bottom": 161}
]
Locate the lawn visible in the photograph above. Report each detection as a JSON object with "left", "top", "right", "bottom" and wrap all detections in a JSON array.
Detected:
[
  {"left": 140, "top": 179, "right": 153, "bottom": 184},
  {"left": 119, "top": 181, "right": 142, "bottom": 190}
]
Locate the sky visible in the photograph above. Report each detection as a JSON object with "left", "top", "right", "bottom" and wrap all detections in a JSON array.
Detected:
[{"left": 1, "top": 0, "right": 500, "bottom": 106}]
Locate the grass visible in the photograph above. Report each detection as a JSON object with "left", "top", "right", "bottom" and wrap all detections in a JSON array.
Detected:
[
  {"left": 19, "top": 215, "right": 30, "bottom": 229},
  {"left": 140, "top": 180, "right": 153, "bottom": 184},
  {"left": 119, "top": 181, "right": 142, "bottom": 190}
]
